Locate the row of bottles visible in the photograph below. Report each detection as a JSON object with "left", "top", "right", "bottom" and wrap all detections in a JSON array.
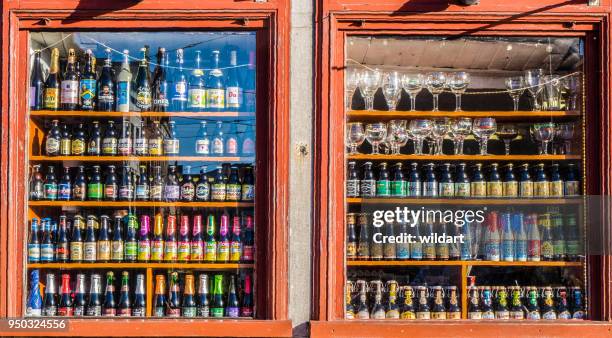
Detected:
[
  {"left": 347, "top": 162, "right": 580, "bottom": 198},
  {"left": 43, "top": 119, "right": 255, "bottom": 157},
  {"left": 347, "top": 211, "right": 582, "bottom": 262},
  {"left": 30, "top": 47, "right": 255, "bottom": 112},
  {"left": 29, "top": 164, "right": 255, "bottom": 202},
  {"left": 28, "top": 212, "right": 254, "bottom": 264}
]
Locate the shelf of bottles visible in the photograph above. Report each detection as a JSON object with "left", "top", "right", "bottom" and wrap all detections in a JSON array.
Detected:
[
  {"left": 24, "top": 32, "right": 258, "bottom": 319},
  {"left": 343, "top": 36, "right": 587, "bottom": 321}
]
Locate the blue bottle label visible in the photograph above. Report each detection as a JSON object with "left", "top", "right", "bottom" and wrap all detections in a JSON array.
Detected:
[
  {"left": 407, "top": 181, "right": 421, "bottom": 197},
  {"left": 118, "top": 81, "right": 130, "bottom": 106},
  {"left": 79, "top": 79, "right": 97, "bottom": 109}
]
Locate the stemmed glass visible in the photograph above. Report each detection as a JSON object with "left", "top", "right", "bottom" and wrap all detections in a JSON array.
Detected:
[
  {"left": 386, "top": 120, "right": 408, "bottom": 155},
  {"left": 543, "top": 75, "right": 562, "bottom": 110},
  {"left": 401, "top": 74, "right": 424, "bottom": 111},
  {"left": 358, "top": 70, "right": 383, "bottom": 111},
  {"left": 346, "top": 122, "right": 366, "bottom": 154},
  {"left": 563, "top": 74, "right": 581, "bottom": 111},
  {"left": 408, "top": 119, "right": 433, "bottom": 155},
  {"left": 426, "top": 72, "right": 447, "bottom": 112},
  {"left": 382, "top": 71, "right": 403, "bottom": 111},
  {"left": 365, "top": 122, "right": 387, "bottom": 154},
  {"left": 345, "top": 68, "right": 362, "bottom": 111},
  {"left": 532, "top": 122, "right": 556, "bottom": 155},
  {"left": 524, "top": 69, "right": 544, "bottom": 111},
  {"left": 431, "top": 118, "right": 451, "bottom": 155},
  {"left": 505, "top": 76, "right": 525, "bottom": 111},
  {"left": 449, "top": 117, "right": 472, "bottom": 155},
  {"left": 472, "top": 118, "right": 497, "bottom": 155},
  {"left": 448, "top": 72, "right": 470, "bottom": 112},
  {"left": 555, "top": 123, "right": 575, "bottom": 154},
  {"left": 497, "top": 124, "right": 519, "bottom": 155}
]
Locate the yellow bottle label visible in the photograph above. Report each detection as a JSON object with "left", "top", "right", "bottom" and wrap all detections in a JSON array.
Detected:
[{"left": 471, "top": 182, "right": 486, "bottom": 197}]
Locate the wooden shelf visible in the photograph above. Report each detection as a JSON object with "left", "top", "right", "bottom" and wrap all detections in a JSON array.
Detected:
[
  {"left": 30, "top": 155, "right": 256, "bottom": 162},
  {"left": 347, "top": 260, "right": 583, "bottom": 267},
  {"left": 30, "top": 110, "right": 256, "bottom": 118},
  {"left": 347, "top": 110, "right": 582, "bottom": 120},
  {"left": 28, "top": 201, "right": 254, "bottom": 208},
  {"left": 347, "top": 197, "right": 583, "bottom": 205},
  {"left": 347, "top": 154, "right": 581, "bottom": 161},
  {"left": 28, "top": 262, "right": 254, "bottom": 269}
]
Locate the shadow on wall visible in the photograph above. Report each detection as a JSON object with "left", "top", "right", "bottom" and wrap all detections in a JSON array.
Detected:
[{"left": 61, "top": 0, "right": 144, "bottom": 24}]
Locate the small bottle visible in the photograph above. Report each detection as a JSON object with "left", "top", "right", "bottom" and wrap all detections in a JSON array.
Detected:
[
  {"left": 134, "top": 120, "right": 148, "bottom": 156},
  {"left": 30, "top": 50, "right": 45, "bottom": 110},
  {"left": 188, "top": 50, "right": 206, "bottom": 112},
  {"left": 471, "top": 163, "right": 487, "bottom": 198},
  {"left": 242, "top": 215, "right": 255, "bottom": 263},
  {"left": 415, "top": 286, "right": 431, "bottom": 320},
  {"left": 226, "top": 50, "right": 243, "bottom": 110},
  {"left": 487, "top": 163, "right": 503, "bottom": 198},
  {"left": 56, "top": 216, "right": 69, "bottom": 262},
  {"left": 57, "top": 274, "right": 74, "bottom": 317},
  {"left": 355, "top": 281, "right": 369, "bottom": 319},
  {"left": 132, "top": 274, "right": 146, "bottom": 317},
  {"left": 118, "top": 166, "right": 134, "bottom": 201},
  {"left": 196, "top": 167, "right": 210, "bottom": 201},
  {"left": 447, "top": 286, "right": 461, "bottom": 319},
  {"left": 59, "top": 123, "right": 71, "bottom": 156},
  {"left": 116, "top": 50, "right": 132, "bottom": 113},
  {"left": 117, "top": 120, "right": 133, "bottom": 156},
  {"left": 422, "top": 163, "right": 438, "bottom": 197},
  {"left": 195, "top": 121, "right": 211, "bottom": 155},
  {"left": 225, "top": 123, "right": 239, "bottom": 156},
  {"left": 150, "top": 165, "right": 163, "bottom": 201},
  {"left": 385, "top": 281, "right": 401, "bottom": 319},
  {"left": 400, "top": 286, "right": 416, "bottom": 319},
  {"left": 438, "top": 163, "right": 455, "bottom": 198},
  {"left": 211, "top": 166, "right": 227, "bottom": 201},
  {"left": 533, "top": 163, "right": 550, "bottom": 197},
  {"left": 205, "top": 215, "right": 217, "bottom": 263},
  {"left": 134, "top": 47, "right": 152, "bottom": 112},
  {"left": 369, "top": 281, "right": 385, "bottom": 319},
  {"left": 226, "top": 275, "right": 240, "bottom": 318},
  {"left": 28, "top": 219, "right": 41, "bottom": 263},
  {"left": 549, "top": 163, "right": 564, "bottom": 197},
  {"left": 104, "top": 165, "right": 118, "bottom": 201},
  {"left": 454, "top": 162, "right": 471, "bottom": 197},
  {"left": 346, "top": 161, "right": 360, "bottom": 197},
  {"left": 210, "top": 274, "right": 225, "bottom": 318},
  {"left": 83, "top": 218, "right": 97, "bottom": 263},
  {"left": 346, "top": 214, "right": 357, "bottom": 261},
  {"left": 526, "top": 287, "right": 541, "bottom": 320},
  {"left": 167, "top": 272, "right": 182, "bottom": 317},
  {"left": 29, "top": 165, "right": 45, "bottom": 201},
  {"left": 376, "top": 163, "right": 390, "bottom": 197},
  {"left": 197, "top": 274, "right": 211, "bottom": 317},
  {"left": 431, "top": 286, "right": 447, "bottom": 319},
  {"left": 43, "top": 166, "right": 58, "bottom": 201},
  {"left": 564, "top": 164, "right": 580, "bottom": 196},
  {"left": 182, "top": 274, "right": 197, "bottom": 318},
  {"left": 71, "top": 123, "right": 87, "bottom": 156},
  {"left": 57, "top": 167, "right": 72, "bottom": 201},
  {"left": 226, "top": 166, "right": 242, "bottom": 201},
  {"left": 481, "top": 286, "right": 495, "bottom": 319},
  {"left": 153, "top": 275, "right": 167, "bottom": 317},
  {"left": 85, "top": 274, "right": 103, "bottom": 316},
  {"left": 111, "top": 215, "right": 124, "bottom": 262},
  {"left": 135, "top": 165, "right": 150, "bottom": 201},
  {"left": 117, "top": 272, "right": 132, "bottom": 317},
  {"left": 137, "top": 215, "right": 151, "bottom": 262},
  {"left": 211, "top": 121, "right": 225, "bottom": 156},
  {"left": 87, "top": 121, "right": 102, "bottom": 156},
  {"left": 164, "top": 165, "right": 181, "bottom": 202},
  {"left": 97, "top": 215, "right": 111, "bottom": 262},
  {"left": 240, "top": 275, "right": 254, "bottom": 317},
  {"left": 43, "top": 48, "right": 60, "bottom": 110},
  {"left": 241, "top": 167, "right": 255, "bottom": 201},
  {"left": 164, "top": 215, "right": 178, "bottom": 262},
  {"left": 508, "top": 286, "right": 524, "bottom": 319},
  {"left": 45, "top": 120, "right": 61, "bottom": 156},
  {"left": 467, "top": 287, "right": 481, "bottom": 319},
  {"left": 163, "top": 121, "right": 180, "bottom": 155}
]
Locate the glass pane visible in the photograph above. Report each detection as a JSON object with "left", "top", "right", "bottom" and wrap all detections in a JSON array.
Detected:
[
  {"left": 25, "top": 32, "right": 257, "bottom": 318},
  {"left": 344, "top": 36, "right": 587, "bottom": 321}
]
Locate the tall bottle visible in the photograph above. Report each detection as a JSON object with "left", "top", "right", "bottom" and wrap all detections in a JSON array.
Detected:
[
  {"left": 360, "top": 162, "right": 376, "bottom": 197},
  {"left": 438, "top": 163, "right": 455, "bottom": 198},
  {"left": 102, "top": 271, "right": 116, "bottom": 316},
  {"left": 148, "top": 121, "right": 164, "bottom": 156},
  {"left": 243, "top": 215, "right": 255, "bottom": 263},
  {"left": 56, "top": 215, "right": 69, "bottom": 262},
  {"left": 167, "top": 272, "right": 181, "bottom": 317},
  {"left": 43, "top": 48, "right": 61, "bottom": 110},
  {"left": 164, "top": 165, "right": 180, "bottom": 202},
  {"left": 60, "top": 48, "right": 80, "bottom": 110},
  {"left": 195, "top": 121, "right": 210, "bottom": 155},
  {"left": 526, "top": 287, "right": 541, "bottom": 320},
  {"left": 151, "top": 213, "right": 165, "bottom": 262},
  {"left": 346, "top": 161, "right": 360, "bottom": 197},
  {"left": 212, "top": 121, "right": 225, "bottom": 156},
  {"left": 97, "top": 215, "right": 111, "bottom": 262},
  {"left": 171, "top": 49, "right": 188, "bottom": 111},
  {"left": 83, "top": 217, "right": 97, "bottom": 263},
  {"left": 205, "top": 215, "right": 217, "bottom": 263},
  {"left": 29, "top": 165, "right": 45, "bottom": 201},
  {"left": 124, "top": 214, "right": 138, "bottom": 262},
  {"left": 132, "top": 274, "right": 146, "bottom": 317},
  {"left": 206, "top": 50, "right": 225, "bottom": 111},
  {"left": 116, "top": 50, "right": 132, "bottom": 113},
  {"left": 539, "top": 213, "right": 554, "bottom": 261},
  {"left": 117, "top": 272, "right": 131, "bottom": 317},
  {"left": 211, "top": 274, "right": 225, "bottom": 317},
  {"left": 134, "top": 120, "right": 148, "bottom": 156},
  {"left": 134, "top": 47, "right": 152, "bottom": 111},
  {"left": 188, "top": 50, "right": 206, "bottom": 112},
  {"left": 422, "top": 163, "right": 438, "bottom": 197},
  {"left": 43, "top": 273, "right": 58, "bottom": 316},
  {"left": 28, "top": 218, "right": 41, "bottom": 263},
  {"left": 217, "top": 214, "right": 230, "bottom": 263},
  {"left": 153, "top": 275, "right": 166, "bottom": 317},
  {"left": 152, "top": 47, "right": 169, "bottom": 112},
  {"left": 135, "top": 165, "right": 150, "bottom": 201},
  {"left": 164, "top": 215, "right": 178, "bottom": 262},
  {"left": 111, "top": 215, "right": 124, "bottom": 262},
  {"left": 97, "top": 48, "right": 115, "bottom": 111},
  {"left": 225, "top": 275, "right": 240, "bottom": 318},
  {"left": 57, "top": 167, "right": 71, "bottom": 202},
  {"left": 59, "top": 123, "right": 72, "bottom": 156},
  {"left": 118, "top": 165, "right": 134, "bottom": 201},
  {"left": 400, "top": 286, "right": 415, "bottom": 319},
  {"left": 45, "top": 120, "right": 61, "bottom": 156},
  {"left": 244, "top": 51, "right": 257, "bottom": 112},
  {"left": 455, "top": 162, "right": 471, "bottom": 197},
  {"left": 30, "top": 50, "right": 45, "bottom": 110},
  {"left": 526, "top": 214, "right": 541, "bottom": 261},
  {"left": 226, "top": 50, "right": 243, "bottom": 110},
  {"left": 415, "top": 286, "right": 430, "bottom": 319},
  {"left": 196, "top": 167, "right": 211, "bottom": 201},
  {"left": 118, "top": 120, "right": 133, "bottom": 156},
  {"left": 229, "top": 215, "right": 243, "bottom": 262},
  {"left": 500, "top": 213, "right": 515, "bottom": 262},
  {"left": 86, "top": 274, "right": 102, "bottom": 316},
  {"left": 431, "top": 286, "right": 447, "bottom": 319},
  {"left": 73, "top": 273, "right": 87, "bottom": 317},
  {"left": 197, "top": 274, "right": 210, "bottom": 317},
  {"left": 57, "top": 273, "right": 73, "bottom": 317},
  {"left": 518, "top": 163, "right": 534, "bottom": 197},
  {"left": 211, "top": 166, "right": 227, "bottom": 201},
  {"left": 163, "top": 121, "right": 180, "bottom": 156},
  {"left": 533, "top": 163, "right": 550, "bottom": 197},
  {"left": 385, "top": 281, "right": 400, "bottom": 319},
  {"left": 484, "top": 212, "right": 500, "bottom": 261},
  {"left": 513, "top": 213, "right": 528, "bottom": 262},
  {"left": 182, "top": 274, "right": 197, "bottom": 317},
  {"left": 138, "top": 215, "right": 151, "bottom": 262},
  {"left": 191, "top": 215, "right": 205, "bottom": 262},
  {"left": 80, "top": 49, "right": 97, "bottom": 110},
  {"left": 376, "top": 162, "right": 390, "bottom": 197},
  {"left": 241, "top": 275, "right": 254, "bottom": 317},
  {"left": 178, "top": 215, "right": 191, "bottom": 262},
  {"left": 87, "top": 121, "right": 102, "bottom": 156},
  {"left": 102, "top": 120, "right": 118, "bottom": 156}
]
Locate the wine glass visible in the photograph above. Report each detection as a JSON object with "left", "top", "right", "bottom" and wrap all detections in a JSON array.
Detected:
[
  {"left": 358, "top": 70, "right": 383, "bottom": 111},
  {"left": 532, "top": 122, "right": 556, "bottom": 155},
  {"left": 408, "top": 119, "right": 433, "bottom": 155},
  {"left": 497, "top": 124, "right": 519, "bottom": 155},
  {"left": 449, "top": 117, "right": 472, "bottom": 155},
  {"left": 386, "top": 120, "right": 408, "bottom": 155},
  {"left": 425, "top": 72, "right": 447, "bottom": 112},
  {"left": 345, "top": 68, "right": 362, "bottom": 111},
  {"left": 431, "top": 118, "right": 451, "bottom": 155},
  {"left": 505, "top": 76, "right": 525, "bottom": 111},
  {"left": 563, "top": 74, "right": 581, "bottom": 111},
  {"left": 346, "top": 122, "right": 366, "bottom": 155},
  {"left": 524, "top": 69, "right": 544, "bottom": 111},
  {"left": 543, "top": 75, "right": 562, "bottom": 111},
  {"left": 401, "top": 74, "right": 424, "bottom": 112},
  {"left": 472, "top": 118, "right": 497, "bottom": 155},
  {"left": 555, "top": 123, "right": 575, "bottom": 154},
  {"left": 365, "top": 122, "right": 387, "bottom": 154},
  {"left": 382, "top": 71, "right": 403, "bottom": 111},
  {"left": 448, "top": 72, "right": 470, "bottom": 112}
]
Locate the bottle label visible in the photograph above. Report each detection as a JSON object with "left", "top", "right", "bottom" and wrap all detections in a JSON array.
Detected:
[
  {"left": 471, "top": 182, "right": 486, "bottom": 197},
  {"left": 164, "top": 241, "right": 178, "bottom": 261},
  {"left": 149, "top": 139, "right": 163, "bottom": 155},
  {"left": 174, "top": 81, "right": 187, "bottom": 101},
  {"left": 226, "top": 138, "right": 238, "bottom": 155},
  {"left": 117, "top": 81, "right": 130, "bottom": 109},
  {"left": 455, "top": 182, "right": 470, "bottom": 197},
  {"left": 119, "top": 186, "right": 134, "bottom": 200},
  {"left": 60, "top": 139, "right": 71, "bottom": 155},
  {"left": 83, "top": 242, "right": 97, "bottom": 261},
  {"left": 39, "top": 244, "right": 53, "bottom": 262},
  {"left": 226, "top": 86, "right": 243, "bottom": 108},
  {"left": 346, "top": 242, "right": 357, "bottom": 259},
  {"left": 243, "top": 245, "right": 254, "bottom": 261},
  {"left": 226, "top": 184, "right": 241, "bottom": 201},
  {"left": 534, "top": 181, "right": 550, "bottom": 197},
  {"left": 211, "top": 307, "right": 224, "bottom": 318},
  {"left": 439, "top": 182, "right": 454, "bottom": 197},
  {"left": 151, "top": 240, "right": 164, "bottom": 261},
  {"left": 447, "top": 311, "right": 461, "bottom": 320},
  {"left": 163, "top": 139, "right": 180, "bottom": 155},
  {"left": 495, "top": 310, "right": 510, "bottom": 319},
  {"left": 196, "top": 139, "right": 210, "bottom": 155},
  {"left": 572, "top": 310, "right": 585, "bottom": 319},
  {"left": 360, "top": 180, "right": 376, "bottom": 197},
  {"left": 396, "top": 243, "right": 409, "bottom": 259},
  {"left": 196, "top": 184, "right": 210, "bottom": 200},
  {"left": 28, "top": 244, "right": 40, "bottom": 262},
  {"left": 181, "top": 184, "right": 195, "bottom": 201},
  {"left": 390, "top": 181, "right": 405, "bottom": 197},
  {"left": 118, "top": 138, "right": 133, "bottom": 155},
  {"left": 58, "top": 306, "right": 74, "bottom": 317},
  {"left": 541, "top": 240, "right": 554, "bottom": 257},
  {"left": 423, "top": 181, "right": 437, "bottom": 197},
  {"left": 138, "top": 241, "right": 151, "bottom": 261},
  {"left": 197, "top": 306, "right": 210, "bottom": 317},
  {"left": 111, "top": 241, "right": 124, "bottom": 260},
  {"left": 487, "top": 182, "right": 503, "bottom": 197},
  {"left": 205, "top": 242, "right": 217, "bottom": 261},
  {"left": 485, "top": 241, "right": 500, "bottom": 261},
  {"left": 482, "top": 310, "right": 495, "bottom": 319},
  {"left": 191, "top": 241, "right": 204, "bottom": 261},
  {"left": 550, "top": 181, "right": 564, "bottom": 197},
  {"left": 134, "top": 138, "right": 148, "bottom": 155},
  {"left": 178, "top": 241, "right": 190, "bottom": 261},
  {"left": 346, "top": 179, "right": 360, "bottom": 197},
  {"left": 183, "top": 307, "right": 197, "bottom": 318},
  {"left": 230, "top": 241, "right": 242, "bottom": 262},
  {"left": 88, "top": 139, "right": 100, "bottom": 155},
  {"left": 132, "top": 307, "right": 146, "bottom": 317},
  {"left": 217, "top": 241, "right": 230, "bottom": 261},
  {"left": 242, "top": 138, "right": 255, "bottom": 155},
  {"left": 227, "top": 307, "right": 240, "bottom": 318},
  {"left": 423, "top": 243, "right": 436, "bottom": 259},
  {"left": 124, "top": 241, "right": 138, "bottom": 260},
  {"left": 102, "top": 138, "right": 117, "bottom": 155},
  {"left": 74, "top": 305, "right": 85, "bottom": 317},
  {"left": 105, "top": 184, "right": 117, "bottom": 199},
  {"left": 400, "top": 311, "right": 415, "bottom": 319},
  {"left": 44, "top": 183, "right": 58, "bottom": 200},
  {"left": 72, "top": 139, "right": 85, "bottom": 155},
  {"left": 87, "top": 183, "right": 102, "bottom": 199},
  {"left": 515, "top": 240, "right": 528, "bottom": 261},
  {"left": 58, "top": 183, "right": 71, "bottom": 200},
  {"left": 103, "top": 308, "right": 116, "bottom": 316},
  {"left": 566, "top": 240, "right": 580, "bottom": 256},
  {"left": 80, "top": 79, "right": 97, "bottom": 109},
  {"left": 118, "top": 308, "right": 132, "bottom": 317},
  {"left": 558, "top": 310, "right": 572, "bottom": 319},
  {"left": 542, "top": 310, "right": 557, "bottom": 320},
  {"left": 509, "top": 310, "right": 524, "bottom": 319},
  {"left": 211, "top": 184, "right": 226, "bottom": 201},
  {"left": 206, "top": 89, "right": 225, "bottom": 108},
  {"left": 212, "top": 138, "right": 224, "bottom": 155},
  {"left": 468, "top": 311, "right": 482, "bottom": 319},
  {"left": 86, "top": 306, "right": 101, "bottom": 317},
  {"left": 188, "top": 89, "right": 206, "bottom": 108},
  {"left": 242, "top": 184, "right": 255, "bottom": 201},
  {"left": 410, "top": 242, "right": 423, "bottom": 260},
  {"left": 43, "top": 88, "right": 59, "bottom": 109},
  {"left": 98, "top": 85, "right": 114, "bottom": 104},
  {"left": 97, "top": 241, "right": 111, "bottom": 261},
  {"left": 150, "top": 185, "right": 163, "bottom": 200},
  {"left": 164, "top": 185, "right": 180, "bottom": 200},
  {"left": 154, "top": 307, "right": 165, "bottom": 317},
  {"left": 416, "top": 312, "right": 430, "bottom": 320},
  {"left": 56, "top": 243, "right": 69, "bottom": 260},
  {"left": 528, "top": 240, "right": 541, "bottom": 260},
  {"left": 407, "top": 181, "right": 421, "bottom": 197},
  {"left": 527, "top": 311, "right": 541, "bottom": 320},
  {"left": 564, "top": 181, "right": 580, "bottom": 196},
  {"left": 503, "top": 181, "right": 518, "bottom": 197},
  {"left": 502, "top": 240, "right": 514, "bottom": 261},
  {"left": 46, "top": 138, "right": 60, "bottom": 155},
  {"left": 431, "top": 312, "right": 447, "bottom": 320},
  {"left": 60, "top": 80, "right": 79, "bottom": 104},
  {"left": 136, "top": 87, "right": 152, "bottom": 109},
  {"left": 376, "top": 180, "right": 390, "bottom": 197}
]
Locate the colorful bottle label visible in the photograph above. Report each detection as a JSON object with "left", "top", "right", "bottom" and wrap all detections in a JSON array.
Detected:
[
  {"left": 43, "top": 88, "right": 59, "bottom": 109},
  {"left": 28, "top": 244, "right": 40, "bottom": 262},
  {"left": 188, "top": 89, "right": 206, "bottom": 108},
  {"left": 550, "top": 181, "right": 564, "bottom": 197},
  {"left": 407, "top": 181, "right": 421, "bottom": 197},
  {"left": 205, "top": 242, "right": 217, "bottom": 261},
  {"left": 151, "top": 240, "right": 164, "bottom": 261},
  {"left": 487, "top": 182, "right": 503, "bottom": 197},
  {"left": 390, "top": 181, "right": 406, "bottom": 197},
  {"left": 241, "top": 184, "right": 255, "bottom": 201},
  {"left": 534, "top": 181, "right": 550, "bottom": 197},
  {"left": 503, "top": 181, "right": 518, "bottom": 197},
  {"left": 178, "top": 241, "right": 190, "bottom": 261},
  {"left": 149, "top": 139, "right": 163, "bottom": 155},
  {"left": 71, "top": 139, "right": 85, "bottom": 155},
  {"left": 163, "top": 140, "right": 180, "bottom": 155},
  {"left": 191, "top": 241, "right": 204, "bottom": 261},
  {"left": 455, "top": 182, "right": 470, "bottom": 197},
  {"left": 164, "top": 241, "right": 178, "bottom": 261},
  {"left": 226, "top": 184, "right": 241, "bottom": 201},
  {"left": 206, "top": 89, "right": 225, "bottom": 108},
  {"left": 135, "top": 87, "right": 152, "bottom": 110},
  {"left": 124, "top": 241, "right": 138, "bottom": 260},
  {"left": 360, "top": 180, "right": 376, "bottom": 197},
  {"left": 564, "top": 181, "right": 580, "bottom": 196},
  {"left": 117, "top": 82, "right": 130, "bottom": 109},
  {"left": 97, "top": 241, "right": 111, "bottom": 261},
  {"left": 226, "top": 86, "right": 243, "bottom": 108},
  {"left": 439, "top": 182, "right": 454, "bottom": 197},
  {"left": 196, "top": 139, "right": 210, "bottom": 154},
  {"left": 79, "top": 79, "right": 96, "bottom": 109},
  {"left": 217, "top": 241, "right": 229, "bottom": 261},
  {"left": 471, "top": 182, "right": 486, "bottom": 197},
  {"left": 60, "top": 80, "right": 79, "bottom": 104}
]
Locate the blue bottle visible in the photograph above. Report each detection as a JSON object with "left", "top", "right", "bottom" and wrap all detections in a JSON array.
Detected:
[
  {"left": 26, "top": 270, "right": 43, "bottom": 317},
  {"left": 500, "top": 212, "right": 515, "bottom": 262},
  {"left": 460, "top": 220, "right": 473, "bottom": 261},
  {"left": 564, "top": 163, "right": 580, "bottom": 196},
  {"left": 533, "top": 163, "right": 550, "bottom": 197},
  {"left": 28, "top": 218, "right": 41, "bottom": 263},
  {"left": 512, "top": 213, "right": 528, "bottom": 262},
  {"left": 40, "top": 219, "right": 54, "bottom": 263},
  {"left": 422, "top": 163, "right": 438, "bottom": 197},
  {"left": 407, "top": 162, "right": 421, "bottom": 197},
  {"left": 454, "top": 163, "right": 471, "bottom": 198},
  {"left": 438, "top": 163, "right": 454, "bottom": 198}
]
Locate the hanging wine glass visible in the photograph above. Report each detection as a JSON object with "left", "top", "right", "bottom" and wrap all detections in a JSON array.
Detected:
[
  {"left": 346, "top": 122, "right": 366, "bottom": 155},
  {"left": 401, "top": 73, "right": 424, "bottom": 112},
  {"left": 505, "top": 76, "right": 525, "bottom": 111},
  {"left": 524, "top": 69, "right": 544, "bottom": 111},
  {"left": 426, "top": 72, "right": 447, "bottom": 112},
  {"left": 365, "top": 122, "right": 387, "bottom": 155},
  {"left": 382, "top": 71, "right": 403, "bottom": 111},
  {"left": 345, "top": 68, "right": 362, "bottom": 111},
  {"left": 448, "top": 72, "right": 470, "bottom": 112},
  {"left": 472, "top": 118, "right": 497, "bottom": 155},
  {"left": 358, "top": 70, "right": 383, "bottom": 111},
  {"left": 408, "top": 119, "right": 433, "bottom": 155}
]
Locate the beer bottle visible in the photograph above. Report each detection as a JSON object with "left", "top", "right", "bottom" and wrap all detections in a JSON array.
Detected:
[
  {"left": 217, "top": 214, "right": 230, "bottom": 262},
  {"left": 134, "top": 120, "right": 148, "bottom": 156},
  {"left": 118, "top": 120, "right": 133, "bottom": 156},
  {"left": 56, "top": 216, "right": 69, "bottom": 262},
  {"left": 153, "top": 275, "right": 166, "bottom": 317},
  {"left": 171, "top": 49, "right": 188, "bottom": 111},
  {"left": 406, "top": 162, "right": 421, "bottom": 197},
  {"left": 467, "top": 286, "right": 481, "bottom": 319},
  {"left": 356, "top": 213, "right": 370, "bottom": 260},
  {"left": 87, "top": 121, "right": 102, "bottom": 156},
  {"left": 241, "top": 274, "right": 254, "bottom": 317},
  {"left": 400, "top": 286, "right": 416, "bottom": 319},
  {"left": 508, "top": 286, "right": 524, "bottom": 319},
  {"left": 226, "top": 166, "right": 241, "bottom": 201},
  {"left": 43, "top": 165, "right": 58, "bottom": 201},
  {"left": 30, "top": 50, "right": 45, "bottom": 110},
  {"left": 229, "top": 215, "right": 242, "bottom": 262},
  {"left": 28, "top": 218, "right": 41, "bottom": 263},
  {"left": 421, "top": 220, "right": 436, "bottom": 261},
  {"left": 540, "top": 287, "right": 557, "bottom": 319},
  {"left": 484, "top": 212, "right": 500, "bottom": 261},
  {"left": 439, "top": 163, "right": 454, "bottom": 198},
  {"left": 487, "top": 163, "right": 503, "bottom": 198},
  {"left": 226, "top": 275, "right": 240, "bottom": 318},
  {"left": 422, "top": 163, "right": 438, "bottom": 197},
  {"left": 244, "top": 51, "right": 256, "bottom": 112},
  {"left": 380, "top": 221, "right": 395, "bottom": 260},
  {"left": 195, "top": 121, "right": 210, "bottom": 155},
  {"left": 495, "top": 286, "right": 510, "bottom": 319},
  {"left": 150, "top": 165, "right": 163, "bottom": 201},
  {"left": 564, "top": 164, "right": 580, "bottom": 196},
  {"left": 211, "top": 166, "right": 227, "bottom": 201},
  {"left": 196, "top": 167, "right": 210, "bottom": 201},
  {"left": 241, "top": 167, "right": 255, "bottom": 201},
  {"left": 71, "top": 123, "right": 87, "bottom": 156},
  {"left": 481, "top": 286, "right": 494, "bottom": 319},
  {"left": 415, "top": 286, "right": 430, "bottom": 319},
  {"left": 355, "top": 281, "right": 369, "bottom": 319},
  {"left": 87, "top": 165, "right": 102, "bottom": 201},
  {"left": 454, "top": 162, "right": 470, "bottom": 197},
  {"left": 549, "top": 163, "right": 564, "bottom": 197},
  {"left": 569, "top": 287, "right": 585, "bottom": 319},
  {"left": 45, "top": 120, "right": 61, "bottom": 156},
  {"left": 206, "top": 50, "right": 226, "bottom": 111},
  {"left": 39, "top": 219, "right": 54, "bottom": 262},
  {"left": 80, "top": 49, "right": 97, "bottom": 111},
  {"left": 102, "top": 271, "right": 116, "bottom": 316},
  {"left": 197, "top": 274, "right": 210, "bottom": 317},
  {"left": 431, "top": 286, "right": 447, "bottom": 319},
  {"left": 436, "top": 222, "right": 450, "bottom": 260},
  {"left": 526, "top": 286, "right": 541, "bottom": 320},
  {"left": 97, "top": 215, "right": 111, "bottom": 262},
  {"left": 188, "top": 50, "right": 206, "bottom": 112},
  {"left": 133, "top": 47, "right": 152, "bottom": 111},
  {"left": 345, "top": 281, "right": 355, "bottom": 320},
  {"left": 551, "top": 213, "right": 566, "bottom": 261},
  {"left": 211, "top": 274, "right": 225, "bottom": 317},
  {"left": 138, "top": 215, "right": 151, "bottom": 262},
  {"left": 102, "top": 120, "right": 118, "bottom": 156},
  {"left": 460, "top": 218, "right": 473, "bottom": 261},
  {"left": 180, "top": 166, "right": 196, "bottom": 202},
  {"left": 517, "top": 163, "right": 533, "bottom": 197},
  {"left": 346, "top": 161, "right": 360, "bottom": 197},
  {"left": 556, "top": 287, "right": 571, "bottom": 319},
  {"left": 500, "top": 213, "right": 514, "bottom": 262},
  {"left": 565, "top": 213, "right": 580, "bottom": 261},
  {"left": 240, "top": 124, "right": 256, "bottom": 156},
  {"left": 135, "top": 165, "right": 150, "bottom": 201},
  {"left": 178, "top": 215, "right": 191, "bottom": 262},
  {"left": 83, "top": 218, "right": 97, "bottom": 263},
  {"left": 188, "top": 215, "right": 205, "bottom": 262},
  {"left": 346, "top": 214, "right": 357, "bottom": 260},
  {"left": 57, "top": 273, "right": 73, "bottom": 316},
  {"left": 539, "top": 214, "right": 554, "bottom": 261},
  {"left": 164, "top": 165, "right": 180, "bottom": 202},
  {"left": 470, "top": 163, "right": 486, "bottom": 198},
  {"left": 86, "top": 274, "right": 102, "bottom": 316},
  {"left": 132, "top": 274, "right": 146, "bottom": 317},
  {"left": 376, "top": 162, "right": 390, "bottom": 197},
  {"left": 71, "top": 165, "right": 86, "bottom": 201},
  {"left": 204, "top": 215, "right": 218, "bottom": 263},
  {"left": 226, "top": 50, "right": 243, "bottom": 110},
  {"left": 164, "top": 215, "right": 178, "bottom": 262},
  {"left": 152, "top": 47, "right": 169, "bottom": 112},
  {"left": 212, "top": 121, "right": 225, "bottom": 156},
  {"left": 111, "top": 215, "right": 124, "bottom": 262},
  {"left": 360, "top": 162, "right": 376, "bottom": 197},
  {"left": 43, "top": 273, "right": 58, "bottom": 316},
  {"left": 503, "top": 163, "right": 518, "bottom": 197},
  {"left": 225, "top": 124, "right": 238, "bottom": 156},
  {"left": 181, "top": 274, "right": 197, "bottom": 317},
  {"left": 60, "top": 48, "right": 79, "bottom": 110},
  {"left": 370, "top": 281, "right": 385, "bottom": 319},
  {"left": 43, "top": 48, "right": 61, "bottom": 110},
  {"left": 118, "top": 166, "right": 134, "bottom": 201},
  {"left": 163, "top": 121, "right": 180, "bottom": 156},
  {"left": 59, "top": 124, "right": 71, "bottom": 156},
  {"left": 29, "top": 165, "right": 45, "bottom": 201},
  {"left": 533, "top": 163, "right": 550, "bottom": 197},
  {"left": 447, "top": 286, "right": 461, "bottom": 319},
  {"left": 116, "top": 50, "right": 132, "bottom": 113},
  {"left": 395, "top": 220, "right": 409, "bottom": 260},
  {"left": 242, "top": 215, "right": 255, "bottom": 263},
  {"left": 124, "top": 214, "right": 138, "bottom": 262},
  {"left": 151, "top": 213, "right": 164, "bottom": 262},
  {"left": 167, "top": 272, "right": 181, "bottom": 317},
  {"left": 104, "top": 165, "right": 118, "bottom": 201},
  {"left": 118, "top": 271, "right": 131, "bottom": 317},
  {"left": 385, "top": 281, "right": 400, "bottom": 319},
  {"left": 97, "top": 48, "right": 115, "bottom": 111},
  {"left": 73, "top": 273, "right": 87, "bottom": 317}
]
